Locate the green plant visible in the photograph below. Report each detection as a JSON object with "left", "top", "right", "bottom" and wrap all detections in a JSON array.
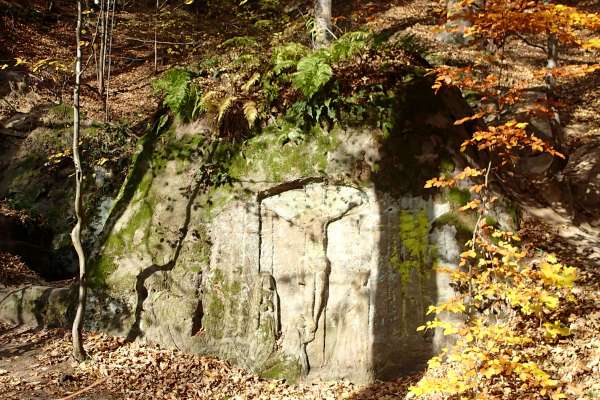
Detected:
[
  {"left": 330, "top": 31, "right": 370, "bottom": 63},
  {"left": 271, "top": 42, "right": 309, "bottom": 75},
  {"left": 152, "top": 69, "right": 194, "bottom": 116},
  {"left": 291, "top": 52, "right": 332, "bottom": 98},
  {"left": 221, "top": 35, "right": 258, "bottom": 48}
]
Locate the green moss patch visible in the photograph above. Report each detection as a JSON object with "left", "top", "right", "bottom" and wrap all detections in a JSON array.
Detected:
[
  {"left": 259, "top": 356, "right": 303, "bottom": 383},
  {"left": 390, "top": 210, "right": 436, "bottom": 286},
  {"left": 229, "top": 124, "right": 340, "bottom": 182}
]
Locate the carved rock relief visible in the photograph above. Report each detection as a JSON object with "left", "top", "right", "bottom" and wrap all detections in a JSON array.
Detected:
[{"left": 259, "top": 183, "right": 366, "bottom": 377}]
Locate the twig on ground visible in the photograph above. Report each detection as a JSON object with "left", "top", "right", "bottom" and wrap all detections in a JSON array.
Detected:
[{"left": 58, "top": 377, "right": 108, "bottom": 400}]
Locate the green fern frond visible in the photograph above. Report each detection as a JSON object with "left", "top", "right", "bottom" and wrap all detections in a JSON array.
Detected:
[
  {"left": 233, "top": 53, "right": 261, "bottom": 70},
  {"left": 288, "top": 100, "right": 308, "bottom": 118},
  {"left": 243, "top": 101, "right": 258, "bottom": 128},
  {"left": 291, "top": 54, "right": 332, "bottom": 98},
  {"left": 152, "top": 69, "right": 192, "bottom": 114},
  {"left": 272, "top": 42, "right": 309, "bottom": 74},
  {"left": 190, "top": 87, "right": 206, "bottom": 120},
  {"left": 330, "top": 31, "right": 370, "bottom": 63},
  {"left": 221, "top": 36, "right": 258, "bottom": 48}
]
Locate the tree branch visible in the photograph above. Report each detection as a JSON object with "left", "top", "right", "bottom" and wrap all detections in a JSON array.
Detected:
[
  {"left": 124, "top": 36, "right": 195, "bottom": 45},
  {"left": 515, "top": 33, "right": 547, "bottom": 54}
]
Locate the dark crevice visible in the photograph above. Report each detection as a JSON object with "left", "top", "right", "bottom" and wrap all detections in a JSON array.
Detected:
[{"left": 191, "top": 300, "right": 204, "bottom": 336}]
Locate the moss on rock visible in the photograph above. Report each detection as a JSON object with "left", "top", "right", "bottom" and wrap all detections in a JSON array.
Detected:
[
  {"left": 259, "top": 356, "right": 303, "bottom": 383},
  {"left": 228, "top": 124, "right": 340, "bottom": 182},
  {"left": 390, "top": 210, "right": 435, "bottom": 285}
]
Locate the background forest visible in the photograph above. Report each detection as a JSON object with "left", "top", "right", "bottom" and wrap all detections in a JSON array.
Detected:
[{"left": 0, "top": 0, "right": 599, "bottom": 399}]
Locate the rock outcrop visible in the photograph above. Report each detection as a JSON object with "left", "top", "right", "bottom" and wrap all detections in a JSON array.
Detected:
[
  {"left": 86, "top": 80, "right": 481, "bottom": 383},
  {"left": 1, "top": 79, "right": 495, "bottom": 383}
]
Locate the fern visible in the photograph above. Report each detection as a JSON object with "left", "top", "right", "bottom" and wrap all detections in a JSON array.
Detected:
[
  {"left": 217, "top": 96, "right": 237, "bottom": 125},
  {"left": 199, "top": 91, "right": 220, "bottom": 114},
  {"left": 221, "top": 36, "right": 258, "bottom": 48},
  {"left": 152, "top": 69, "right": 192, "bottom": 115},
  {"left": 243, "top": 101, "right": 258, "bottom": 127},
  {"left": 276, "top": 123, "right": 305, "bottom": 145},
  {"left": 242, "top": 72, "right": 261, "bottom": 92},
  {"left": 288, "top": 100, "right": 308, "bottom": 118},
  {"left": 233, "top": 53, "right": 261, "bottom": 70},
  {"left": 190, "top": 86, "right": 206, "bottom": 120},
  {"left": 330, "top": 31, "right": 370, "bottom": 63},
  {"left": 291, "top": 53, "right": 332, "bottom": 98},
  {"left": 272, "top": 43, "right": 309, "bottom": 74}
]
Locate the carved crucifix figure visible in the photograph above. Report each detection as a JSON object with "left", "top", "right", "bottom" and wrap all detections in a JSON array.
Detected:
[{"left": 261, "top": 183, "right": 364, "bottom": 374}]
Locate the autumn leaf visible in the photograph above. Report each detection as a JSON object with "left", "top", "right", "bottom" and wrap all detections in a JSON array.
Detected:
[
  {"left": 454, "top": 111, "right": 486, "bottom": 125},
  {"left": 543, "top": 321, "right": 571, "bottom": 339},
  {"left": 459, "top": 199, "right": 481, "bottom": 211}
]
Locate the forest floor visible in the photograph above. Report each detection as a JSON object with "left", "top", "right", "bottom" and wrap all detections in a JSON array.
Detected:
[
  {"left": 0, "top": 322, "right": 419, "bottom": 400},
  {"left": 1, "top": 0, "right": 600, "bottom": 399}
]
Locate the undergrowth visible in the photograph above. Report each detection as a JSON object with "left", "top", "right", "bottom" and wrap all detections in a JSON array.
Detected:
[{"left": 151, "top": 28, "right": 429, "bottom": 143}]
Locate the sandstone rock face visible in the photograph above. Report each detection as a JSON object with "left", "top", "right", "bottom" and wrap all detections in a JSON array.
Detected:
[
  {"left": 0, "top": 285, "right": 74, "bottom": 328},
  {"left": 91, "top": 175, "right": 461, "bottom": 382},
  {"left": 89, "top": 84, "right": 478, "bottom": 383}
]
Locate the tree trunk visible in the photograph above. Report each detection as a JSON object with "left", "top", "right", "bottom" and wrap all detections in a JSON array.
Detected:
[
  {"left": 71, "top": 0, "right": 88, "bottom": 363},
  {"left": 314, "top": 0, "right": 332, "bottom": 48},
  {"left": 97, "top": 0, "right": 107, "bottom": 100},
  {"left": 154, "top": 0, "right": 158, "bottom": 72},
  {"left": 545, "top": 32, "right": 564, "bottom": 154}
]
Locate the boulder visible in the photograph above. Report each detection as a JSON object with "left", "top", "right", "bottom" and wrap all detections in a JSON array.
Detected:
[{"left": 564, "top": 143, "right": 600, "bottom": 214}]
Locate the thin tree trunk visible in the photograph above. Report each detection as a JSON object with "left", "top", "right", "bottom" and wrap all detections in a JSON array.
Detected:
[
  {"left": 97, "top": 0, "right": 107, "bottom": 101},
  {"left": 104, "top": 0, "right": 116, "bottom": 122},
  {"left": 314, "top": 0, "right": 332, "bottom": 48},
  {"left": 154, "top": 0, "right": 158, "bottom": 72},
  {"left": 545, "top": 32, "right": 563, "bottom": 150},
  {"left": 72, "top": 0, "right": 88, "bottom": 363}
]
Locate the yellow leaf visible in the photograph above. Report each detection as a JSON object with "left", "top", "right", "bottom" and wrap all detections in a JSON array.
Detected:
[
  {"left": 481, "top": 362, "right": 503, "bottom": 378},
  {"left": 543, "top": 321, "right": 571, "bottom": 339},
  {"left": 551, "top": 390, "right": 567, "bottom": 400},
  {"left": 459, "top": 199, "right": 481, "bottom": 211},
  {"left": 540, "top": 261, "right": 577, "bottom": 288},
  {"left": 583, "top": 38, "right": 600, "bottom": 49},
  {"left": 454, "top": 111, "right": 485, "bottom": 126},
  {"left": 461, "top": 250, "right": 477, "bottom": 259},
  {"left": 540, "top": 292, "right": 559, "bottom": 310}
]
